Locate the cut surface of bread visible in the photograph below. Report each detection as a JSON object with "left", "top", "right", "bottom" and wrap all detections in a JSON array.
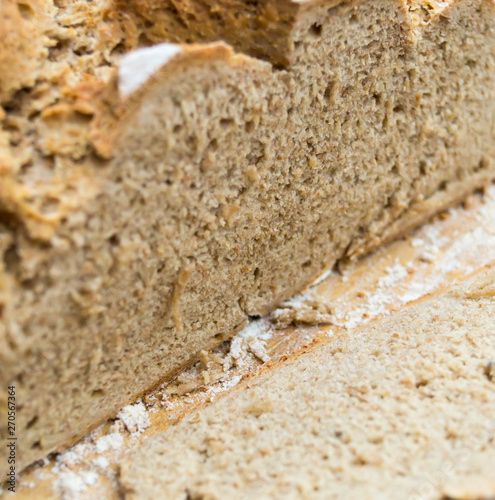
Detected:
[
  {"left": 1, "top": 0, "right": 495, "bottom": 474},
  {"left": 121, "top": 264, "right": 495, "bottom": 500}
]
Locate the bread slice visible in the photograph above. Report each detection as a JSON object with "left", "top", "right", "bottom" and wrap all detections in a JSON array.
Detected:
[
  {"left": 1, "top": 0, "right": 495, "bottom": 474},
  {"left": 120, "top": 264, "right": 495, "bottom": 500}
]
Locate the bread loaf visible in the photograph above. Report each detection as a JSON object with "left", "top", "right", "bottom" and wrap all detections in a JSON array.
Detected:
[
  {"left": 1, "top": 0, "right": 495, "bottom": 473},
  {"left": 121, "top": 264, "right": 495, "bottom": 500}
]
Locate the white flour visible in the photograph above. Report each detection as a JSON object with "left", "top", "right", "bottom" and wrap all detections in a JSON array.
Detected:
[
  {"left": 116, "top": 401, "right": 151, "bottom": 434},
  {"left": 51, "top": 445, "right": 101, "bottom": 500},
  {"left": 223, "top": 319, "right": 273, "bottom": 370},
  {"left": 94, "top": 433, "right": 123, "bottom": 454},
  {"left": 327, "top": 259, "right": 412, "bottom": 330},
  {"left": 52, "top": 468, "right": 98, "bottom": 500}
]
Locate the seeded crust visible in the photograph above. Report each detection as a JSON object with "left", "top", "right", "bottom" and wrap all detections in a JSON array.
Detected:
[
  {"left": 1, "top": 0, "right": 495, "bottom": 474},
  {"left": 120, "top": 264, "right": 495, "bottom": 500}
]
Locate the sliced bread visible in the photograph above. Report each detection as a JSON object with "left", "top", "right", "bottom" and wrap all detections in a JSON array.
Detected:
[
  {"left": 1, "top": 0, "right": 495, "bottom": 473},
  {"left": 121, "top": 264, "right": 495, "bottom": 500}
]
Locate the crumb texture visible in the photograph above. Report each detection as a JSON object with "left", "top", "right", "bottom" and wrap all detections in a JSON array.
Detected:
[
  {"left": 0, "top": 0, "right": 495, "bottom": 474},
  {"left": 121, "top": 266, "right": 495, "bottom": 500}
]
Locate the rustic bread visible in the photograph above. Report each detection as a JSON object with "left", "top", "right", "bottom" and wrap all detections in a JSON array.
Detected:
[
  {"left": 121, "top": 264, "right": 495, "bottom": 500},
  {"left": 1, "top": 0, "right": 495, "bottom": 474}
]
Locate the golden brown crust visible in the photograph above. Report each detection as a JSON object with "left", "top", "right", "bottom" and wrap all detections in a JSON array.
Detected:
[
  {"left": 126, "top": 0, "right": 302, "bottom": 66},
  {"left": 0, "top": 0, "right": 57, "bottom": 104}
]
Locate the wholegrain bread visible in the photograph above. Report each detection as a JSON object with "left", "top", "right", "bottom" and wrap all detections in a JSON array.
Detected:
[
  {"left": 1, "top": 0, "right": 495, "bottom": 474},
  {"left": 121, "top": 264, "right": 495, "bottom": 500}
]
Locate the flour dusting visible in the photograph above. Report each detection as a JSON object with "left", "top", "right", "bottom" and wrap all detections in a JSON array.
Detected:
[
  {"left": 223, "top": 319, "right": 273, "bottom": 370},
  {"left": 116, "top": 401, "right": 151, "bottom": 434}
]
